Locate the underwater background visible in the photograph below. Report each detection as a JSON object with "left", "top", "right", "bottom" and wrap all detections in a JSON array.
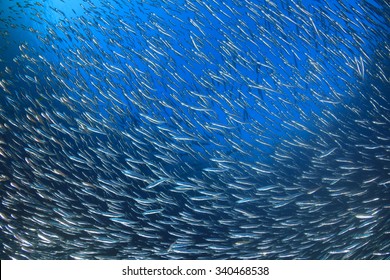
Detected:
[{"left": 0, "top": 0, "right": 389, "bottom": 259}]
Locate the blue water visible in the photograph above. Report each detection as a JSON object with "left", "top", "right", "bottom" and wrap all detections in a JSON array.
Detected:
[{"left": 0, "top": 0, "right": 389, "bottom": 259}]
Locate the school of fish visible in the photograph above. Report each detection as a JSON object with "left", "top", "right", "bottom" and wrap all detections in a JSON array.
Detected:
[{"left": 0, "top": 0, "right": 389, "bottom": 259}]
